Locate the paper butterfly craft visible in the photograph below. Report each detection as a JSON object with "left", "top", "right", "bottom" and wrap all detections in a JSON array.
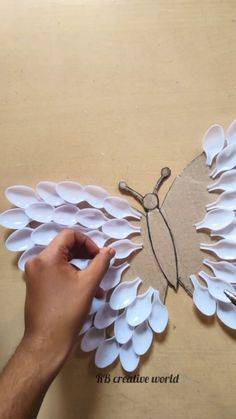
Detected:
[{"left": 1, "top": 119, "right": 236, "bottom": 372}]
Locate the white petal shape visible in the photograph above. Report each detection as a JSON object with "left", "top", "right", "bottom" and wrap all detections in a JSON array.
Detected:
[
  {"left": 25, "top": 202, "right": 54, "bottom": 223},
  {"left": 132, "top": 321, "right": 153, "bottom": 356},
  {"left": 79, "top": 314, "right": 93, "bottom": 336},
  {"left": 190, "top": 274, "right": 216, "bottom": 316},
  {"left": 211, "top": 219, "right": 236, "bottom": 239},
  {"left": 210, "top": 144, "right": 236, "bottom": 178},
  {"left": 86, "top": 230, "right": 109, "bottom": 247},
  {"left": 195, "top": 209, "right": 234, "bottom": 231},
  {"left": 203, "top": 259, "right": 236, "bottom": 284},
  {"left": 36, "top": 181, "right": 65, "bottom": 206},
  {"left": 216, "top": 301, "right": 236, "bottom": 330},
  {"left": 226, "top": 119, "right": 236, "bottom": 146},
  {"left": 206, "top": 191, "right": 236, "bottom": 211},
  {"left": 81, "top": 327, "right": 105, "bottom": 352},
  {"left": 203, "top": 124, "right": 225, "bottom": 166},
  {"left": 18, "top": 246, "right": 45, "bottom": 271},
  {"left": 70, "top": 259, "right": 91, "bottom": 270},
  {"left": 148, "top": 290, "right": 169, "bottom": 332},
  {"left": 31, "top": 222, "right": 63, "bottom": 246},
  {"left": 100, "top": 262, "right": 130, "bottom": 291},
  {"left": 94, "top": 302, "right": 118, "bottom": 329},
  {"left": 0, "top": 208, "right": 30, "bottom": 229},
  {"left": 120, "top": 340, "right": 139, "bottom": 372},
  {"left": 95, "top": 337, "right": 120, "bottom": 368},
  {"left": 208, "top": 169, "right": 236, "bottom": 192},
  {"left": 83, "top": 185, "right": 109, "bottom": 208},
  {"left": 102, "top": 219, "right": 141, "bottom": 239},
  {"left": 89, "top": 296, "right": 106, "bottom": 315},
  {"left": 77, "top": 208, "right": 109, "bottom": 229},
  {"left": 56, "top": 181, "right": 84, "bottom": 204},
  {"left": 104, "top": 196, "right": 141, "bottom": 220},
  {"left": 200, "top": 238, "right": 236, "bottom": 260},
  {"left": 126, "top": 287, "right": 154, "bottom": 327},
  {"left": 114, "top": 310, "right": 134, "bottom": 344},
  {"left": 5, "top": 185, "right": 39, "bottom": 208},
  {"left": 199, "top": 271, "right": 235, "bottom": 303},
  {"left": 109, "top": 239, "right": 143, "bottom": 260},
  {"left": 5, "top": 228, "right": 34, "bottom": 252},
  {"left": 52, "top": 204, "right": 78, "bottom": 226},
  {"left": 109, "top": 277, "right": 142, "bottom": 310}
]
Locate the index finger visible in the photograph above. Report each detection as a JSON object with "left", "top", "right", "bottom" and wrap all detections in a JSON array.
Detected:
[{"left": 40, "top": 228, "right": 100, "bottom": 262}]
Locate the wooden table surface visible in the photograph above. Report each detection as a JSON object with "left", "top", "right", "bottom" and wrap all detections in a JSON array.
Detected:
[{"left": 0, "top": 1, "right": 236, "bottom": 418}]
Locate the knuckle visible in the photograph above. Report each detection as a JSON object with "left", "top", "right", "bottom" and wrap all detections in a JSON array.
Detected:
[{"left": 25, "top": 256, "right": 42, "bottom": 275}]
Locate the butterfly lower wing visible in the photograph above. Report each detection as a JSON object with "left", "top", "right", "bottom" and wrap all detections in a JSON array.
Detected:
[{"left": 124, "top": 213, "right": 169, "bottom": 303}]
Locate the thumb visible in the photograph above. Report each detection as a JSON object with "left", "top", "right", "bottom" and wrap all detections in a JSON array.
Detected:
[{"left": 81, "top": 247, "right": 116, "bottom": 293}]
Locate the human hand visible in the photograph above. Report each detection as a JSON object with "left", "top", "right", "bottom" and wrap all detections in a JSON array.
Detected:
[{"left": 22, "top": 229, "right": 115, "bottom": 375}]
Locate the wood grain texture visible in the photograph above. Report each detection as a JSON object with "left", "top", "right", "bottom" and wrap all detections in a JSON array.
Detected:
[{"left": 0, "top": 1, "right": 236, "bottom": 418}]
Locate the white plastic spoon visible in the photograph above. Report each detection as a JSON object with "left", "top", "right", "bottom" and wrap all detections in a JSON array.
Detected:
[
  {"left": 109, "top": 239, "right": 143, "bottom": 261},
  {"left": 94, "top": 302, "right": 118, "bottom": 329},
  {"left": 0, "top": 208, "right": 30, "bottom": 230},
  {"left": 5, "top": 185, "right": 40, "bottom": 208},
  {"left": 195, "top": 209, "right": 234, "bottom": 231},
  {"left": 80, "top": 327, "right": 105, "bottom": 352},
  {"left": 95, "top": 337, "right": 120, "bottom": 368},
  {"left": 36, "top": 181, "right": 65, "bottom": 206},
  {"left": 18, "top": 246, "right": 45, "bottom": 271},
  {"left": 104, "top": 196, "right": 141, "bottom": 220},
  {"left": 126, "top": 287, "right": 154, "bottom": 327},
  {"left": 77, "top": 208, "right": 109, "bottom": 229},
  {"left": 148, "top": 290, "right": 169, "bottom": 333},
  {"left": 206, "top": 191, "right": 236, "bottom": 211},
  {"left": 200, "top": 238, "right": 236, "bottom": 260},
  {"left": 86, "top": 230, "right": 109, "bottom": 247},
  {"left": 100, "top": 262, "right": 130, "bottom": 291},
  {"left": 52, "top": 204, "right": 78, "bottom": 226},
  {"left": 109, "top": 277, "right": 142, "bottom": 310},
  {"left": 25, "top": 202, "right": 54, "bottom": 223},
  {"left": 132, "top": 321, "right": 153, "bottom": 356},
  {"left": 203, "top": 259, "right": 236, "bottom": 284},
  {"left": 216, "top": 301, "right": 236, "bottom": 330},
  {"left": 226, "top": 119, "right": 236, "bottom": 146},
  {"left": 211, "top": 219, "right": 236, "bottom": 239},
  {"left": 202, "top": 124, "right": 225, "bottom": 166},
  {"left": 199, "top": 271, "right": 235, "bottom": 303},
  {"left": 102, "top": 218, "right": 141, "bottom": 239},
  {"left": 190, "top": 274, "right": 216, "bottom": 316},
  {"left": 210, "top": 144, "right": 236, "bottom": 178},
  {"left": 114, "top": 310, "right": 134, "bottom": 344},
  {"left": 70, "top": 259, "right": 91, "bottom": 270},
  {"left": 208, "top": 169, "right": 236, "bottom": 192},
  {"left": 119, "top": 339, "right": 140, "bottom": 372},
  {"left": 89, "top": 296, "right": 106, "bottom": 315},
  {"left": 31, "top": 222, "right": 63, "bottom": 246},
  {"left": 56, "top": 181, "right": 84, "bottom": 204},
  {"left": 5, "top": 228, "right": 34, "bottom": 252},
  {"left": 79, "top": 314, "right": 93, "bottom": 336},
  {"left": 83, "top": 185, "right": 109, "bottom": 208}
]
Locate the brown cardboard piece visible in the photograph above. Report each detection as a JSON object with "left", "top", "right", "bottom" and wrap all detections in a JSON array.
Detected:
[{"left": 162, "top": 152, "right": 218, "bottom": 295}]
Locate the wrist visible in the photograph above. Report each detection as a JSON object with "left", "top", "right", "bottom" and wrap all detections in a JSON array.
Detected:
[{"left": 19, "top": 333, "right": 70, "bottom": 382}]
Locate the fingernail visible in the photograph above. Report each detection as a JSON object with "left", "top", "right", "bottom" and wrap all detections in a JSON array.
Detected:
[{"left": 109, "top": 247, "right": 116, "bottom": 257}]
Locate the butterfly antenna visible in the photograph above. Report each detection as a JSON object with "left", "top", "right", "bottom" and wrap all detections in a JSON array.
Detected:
[
  {"left": 118, "top": 181, "right": 144, "bottom": 206},
  {"left": 153, "top": 167, "right": 171, "bottom": 195}
]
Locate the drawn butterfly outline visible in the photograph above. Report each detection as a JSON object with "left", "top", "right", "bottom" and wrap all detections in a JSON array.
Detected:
[{"left": 1, "top": 119, "right": 236, "bottom": 372}]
